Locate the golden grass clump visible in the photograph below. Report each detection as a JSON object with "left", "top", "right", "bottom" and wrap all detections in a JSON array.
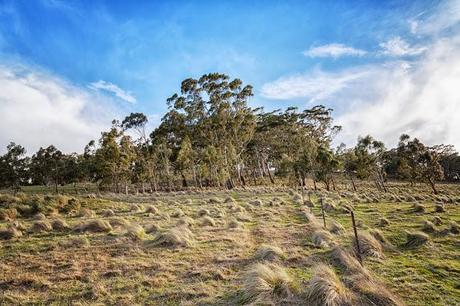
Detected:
[
  {"left": 242, "top": 263, "right": 293, "bottom": 304},
  {"left": 75, "top": 219, "right": 113, "bottom": 233},
  {"left": 51, "top": 218, "right": 70, "bottom": 231},
  {"left": 171, "top": 208, "right": 185, "bottom": 218},
  {"left": 197, "top": 208, "right": 210, "bottom": 216},
  {"left": 249, "top": 199, "right": 263, "bottom": 206},
  {"left": 421, "top": 220, "right": 437, "bottom": 233},
  {"left": 434, "top": 204, "right": 445, "bottom": 213},
  {"left": 29, "top": 220, "right": 53, "bottom": 233},
  {"left": 353, "top": 232, "right": 383, "bottom": 258},
  {"left": 129, "top": 204, "right": 143, "bottom": 213},
  {"left": 145, "top": 205, "right": 158, "bottom": 214},
  {"left": 404, "top": 231, "right": 429, "bottom": 248},
  {"left": 306, "top": 264, "right": 353, "bottom": 306},
  {"left": 224, "top": 196, "right": 235, "bottom": 203},
  {"left": 59, "top": 236, "right": 90, "bottom": 248},
  {"left": 34, "top": 212, "right": 47, "bottom": 220},
  {"left": 450, "top": 221, "right": 459, "bottom": 234},
  {"left": 378, "top": 218, "right": 390, "bottom": 227},
  {"left": 78, "top": 208, "right": 95, "bottom": 218},
  {"left": 108, "top": 217, "right": 130, "bottom": 229},
  {"left": 304, "top": 199, "right": 315, "bottom": 207},
  {"left": 145, "top": 223, "right": 161, "bottom": 234},
  {"left": 329, "top": 221, "right": 345, "bottom": 235},
  {"left": 150, "top": 225, "right": 193, "bottom": 247},
  {"left": 351, "top": 274, "right": 403, "bottom": 306},
  {"left": 101, "top": 209, "right": 115, "bottom": 217},
  {"left": 227, "top": 218, "right": 244, "bottom": 229},
  {"left": 208, "top": 197, "right": 222, "bottom": 204},
  {"left": 200, "top": 216, "right": 216, "bottom": 227},
  {"left": 0, "top": 226, "right": 22, "bottom": 240},
  {"left": 312, "top": 230, "right": 334, "bottom": 248},
  {"left": 432, "top": 216, "right": 442, "bottom": 225},
  {"left": 330, "top": 246, "right": 364, "bottom": 274},
  {"left": 177, "top": 216, "right": 195, "bottom": 227},
  {"left": 125, "top": 224, "right": 146, "bottom": 240},
  {"left": 0, "top": 208, "right": 18, "bottom": 221},
  {"left": 254, "top": 244, "right": 286, "bottom": 262},
  {"left": 412, "top": 203, "right": 425, "bottom": 213}
]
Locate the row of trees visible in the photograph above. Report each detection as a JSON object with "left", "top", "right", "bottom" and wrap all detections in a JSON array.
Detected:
[{"left": 1, "top": 73, "right": 459, "bottom": 194}]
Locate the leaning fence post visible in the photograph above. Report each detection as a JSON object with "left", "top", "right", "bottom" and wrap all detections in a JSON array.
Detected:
[
  {"left": 350, "top": 210, "right": 363, "bottom": 266},
  {"left": 320, "top": 198, "right": 326, "bottom": 228}
]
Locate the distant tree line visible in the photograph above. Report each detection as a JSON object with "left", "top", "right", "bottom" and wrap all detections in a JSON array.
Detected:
[{"left": 1, "top": 73, "right": 459, "bottom": 194}]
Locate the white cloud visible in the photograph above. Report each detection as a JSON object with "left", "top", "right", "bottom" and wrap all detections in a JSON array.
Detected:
[
  {"left": 89, "top": 80, "right": 136, "bottom": 104},
  {"left": 0, "top": 64, "right": 121, "bottom": 153},
  {"left": 260, "top": 68, "right": 370, "bottom": 101},
  {"left": 303, "top": 43, "right": 367, "bottom": 58},
  {"left": 379, "top": 36, "right": 426, "bottom": 56},
  {"left": 414, "top": 0, "right": 460, "bottom": 35}
]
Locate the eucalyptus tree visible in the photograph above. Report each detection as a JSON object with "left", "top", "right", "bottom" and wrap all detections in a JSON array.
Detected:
[
  {"left": 30, "top": 145, "right": 64, "bottom": 192},
  {"left": 354, "top": 135, "right": 387, "bottom": 192},
  {"left": 0, "top": 142, "right": 28, "bottom": 192},
  {"left": 158, "top": 73, "right": 256, "bottom": 188}
]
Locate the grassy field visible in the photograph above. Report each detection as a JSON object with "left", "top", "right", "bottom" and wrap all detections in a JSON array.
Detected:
[{"left": 0, "top": 184, "right": 459, "bottom": 305}]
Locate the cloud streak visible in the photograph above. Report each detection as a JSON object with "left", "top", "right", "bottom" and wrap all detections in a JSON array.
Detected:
[
  {"left": 303, "top": 43, "right": 367, "bottom": 58},
  {"left": 0, "top": 64, "right": 121, "bottom": 153},
  {"left": 89, "top": 80, "right": 136, "bottom": 104},
  {"left": 379, "top": 37, "right": 426, "bottom": 56}
]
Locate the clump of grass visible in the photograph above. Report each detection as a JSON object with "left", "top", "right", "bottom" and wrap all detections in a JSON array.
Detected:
[
  {"left": 0, "top": 226, "right": 22, "bottom": 240},
  {"left": 74, "top": 219, "right": 113, "bottom": 233},
  {"left": 51, "top": 218, "right": 70, "bottom": 231},
  {"left": 353, "top": 232, "right": 383, "bottom": 258},
  {"left": 171, "top": 208, "right": 185, "bottom": 218},
  {"left": 29, "top": 220, "right": 52, "bottom": 233},
  {"left": 329, "top": 221, "right": 345, "bottom": 235},
  {"left": 201, "top": 216, "right": 216, "bottom": 227},
  {"left": 145, "top": 205, "right": 158, "bottom": 214},
  {"left": 369, "top": 229, "right": 393, "bottom": 250},
  {"left": 125, "top": 224, "right": 146, "bottom": 240},
  {"left": 145, "top": 223, "right": 161, "bottom": 234},
  {"left": 304, "top": 200, "right": 314, "bottom": 207},
  {"left": 249, "top": 199, "right": 263, "bottom": 206},
  {"left": 330, "top": 246, "right": 364, "bottom": 274},
  {"left": 227, "top": 218, "right": 243, "bottom": 229},
  {"left": 150, "top": 226, "right": 193, "bottom": 247},
  {"left": 404, "top": 231, "right": 429, "bottom": 248},
  {"left": 208, "top": 197, "right": 222, "bottom": 204},
  {"left": 422, "top": 220, "right": 437, "bottom": 233},
  {"left": 101, "top": 209, "right": 115, "bottom": 217},
  {"left": 412, "top": 203, "right": 425, "bottom": 213},
  {"left": 197, "top": 208, "right": 210, "bottom": 217},
  {"left": 254, "top": 244, "right": 286, "bottom": 262},
  {"left": 129, "top": 204, "right": 143, "bottom": 213},
  {"left": 0, "top": 208, "right": 18, "bottom": 221},
  {"left": 434, "top": 204, "right": 445, "bottom": 213},
  {"left": 450, "top": 221, "right": 459, "bottom": 234},
  {"left": 306, "top": 264, "right": 353, "bottom": 306},
  {"left": 108, "top": 217, "right": 129, "bottom": 229},
  {"left": 224, "top": 196, "right": 235, "bottom": 203},
  {"left": 34, "top": 212, "right": 47, "bottom": 220},
  {"left": 177, "top": 216, "right": 195, "bottom": 227},
  {"left": 432, "top": 216, "right": 442, "bottom": 225},
  {"left": 59, "top": 236, "right": 90, "bottom": 248},
  {"left": 378, "top": 218, "right": 390, "bottom": 227},
  {"left": 78, "top": 208, "right": 95, "bottom": 218},
  {"left": 242, "top": 263, "right": 293, "bottom": 304},
  {"left": 351, "top": 274, "right": 403, "bottom": 306},
  {"left": 312, "top": 230, "right": 334, "bottom": 248}
]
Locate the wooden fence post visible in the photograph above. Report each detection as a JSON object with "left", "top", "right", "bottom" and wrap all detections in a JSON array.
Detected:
[
  {"left": 320, "top": 198, "right": 326, "bottom": 228},
  {"left": 350, "top": 210, "right": 363, "bottom": 266}
]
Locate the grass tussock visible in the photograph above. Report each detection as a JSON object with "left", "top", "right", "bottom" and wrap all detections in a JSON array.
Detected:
[
  {"left": 200, "top": 216, "right": 216, "bottom": 227},
  {"left": 450, "top": 221, "right": 459, "bottom": 234},
  {"left": 108, "top": 217, "right": 130, "bottom": 229},
  {"left": 0, "top": 226, "right": 22, "bottom": 240},
  {"left": 29, "top": 220, "right": 52, "bottom": 233},
  {"left": 351, "top": 274, "right": 403, "bottom": 306},
  {"left": 145, "top": 223, "right": 161, "bottom": 234},
  {"left": 306, "top": 263, "right": 353, "bottom": 306},
  {"left": 404, "top": 231, "right": 429, "bottom": 248},
  {"left": 125, "top": 224, "right": 146, "bottom": 240},
  {"left": 378, "top": 218, "right": 390, "bottom": 227},
  {"left": 145, "top": 205, "right": 158, "bottom": 214},
  {"left": 227, "top": 218, "right": 244, "bottom": 229},
  {"left": 421, "top": 220, "right": 437, "bottom": 233},
  {"left": 434, "top": 204, "right": 445, "bottom": 213},
  {"left": 353, "top": 232, "right": 383, "bottom": 258},
  {"left": 312, "top": 230, "right": 334, "bottom": 248},
  {"left": 78, "top": 208, "right": 95, "bottom": 218},
  {"left": 242, "top": 263, "right": 293, "bottom": 304},
  {"left": 51, "top": 218, "right": 70, "bottom": 231},
  {"left": 197, "top": 208, "right": 210, "bottom": 217},
  {"left": 330, "top": 246, "right": 364, "bottom": 274},
  {"left": 75, "top": 219, "right": 113, "bottom": 233},
  {"left": 101, "top": 209, "right": 115, "bottom": 217},
  {"left": 177, "top": 216, "right": 195, "bottom": 227},
  {"left": 59, "top": 236, "right": 90, "bottom": 248},
  {"left": 150, "top": 226, "right": 193, "bottom": 247},
  {"left": 412, "top": 203, "right": 425, "bottom": 213},
  {"left": 254, "top": 244, "right": 286, "bottom": 262},
  {"left": 329, "top": 221, "right": 345, "bottom": 235},
  {"left": 171, "top": 208, "right": 185, "bottom": 218}
]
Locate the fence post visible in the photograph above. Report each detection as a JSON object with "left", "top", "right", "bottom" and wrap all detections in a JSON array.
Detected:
[
  {"left": 320, "top": 198, "right": 326, "bottom": 228},
  {"left": 350, "top": 210, "right": 363, "bottom": 266}
]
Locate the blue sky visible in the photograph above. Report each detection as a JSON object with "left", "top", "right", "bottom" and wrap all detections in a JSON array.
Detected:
[{"left": 1, "top": 0, "right": 460, "bottom": 153}]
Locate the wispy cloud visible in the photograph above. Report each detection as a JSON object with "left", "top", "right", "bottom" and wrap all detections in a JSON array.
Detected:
[
  {"left": 0, "top": 64, "right": 120, "bottom": 153},
  {"left": 379, "top": 37, "right": 426, "bottom": 56},
  {"left": 303, "top": 43, "right": 367, "bottom": 58},
  {"left": 260, "top": 68, "right": 370, "bottom": 101},
  {"left": 413, "top": 0, "right": 460, "bottom": 35},
  {"left": 89, "top": 80, "right": 136, "bottom": 104}
]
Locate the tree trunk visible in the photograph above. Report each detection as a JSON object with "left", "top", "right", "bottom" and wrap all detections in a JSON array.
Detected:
[
  {"left": 181, "top": 172, "right": 188, "bottom": 188},
  {"left": 265, "top": 161, "right": 275, "bottom": 184},
  {"left": 350, "top": 176, "right": 357, "bottom": 192},
  {"left": 428, "top": 178, "right": 438, "bottom": 195},
  {"left": 313, "top": 179, "right": 317, "bottom": 191}
]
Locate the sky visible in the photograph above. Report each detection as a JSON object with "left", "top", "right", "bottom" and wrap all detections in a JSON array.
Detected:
[{"left": 0, "top": 0, "right": 460, "bottom": 153}]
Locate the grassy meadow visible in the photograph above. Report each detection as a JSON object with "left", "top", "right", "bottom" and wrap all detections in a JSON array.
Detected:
[{"left": 0, "top": 183, "right": 459, "bottom": 305}]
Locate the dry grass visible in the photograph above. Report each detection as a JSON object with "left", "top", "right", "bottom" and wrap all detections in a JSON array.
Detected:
[
  {"left": 312, "top": 229, "right": 334, "bottom": 248},
  {"left": 242, "top": 263, "right": 294, "bottom": 304},
  {"left": 74, "top": 219, "right": 113, "bottom": 233},
  {"left": 0, "top": 226, "right": 22, "bottom": 240},
  {"left": 253, "top": 244, "right": 286, "bottom": 262},
  {"left": 404, "top": 231, "right": 429, "bottom": 248},
  {"left": 353, "top": 232, "right": 384, "bottom": 258},
  {"left": 306, "top": 263, "right": 353, "bottom": 306},
  {"left": 149, "top": 225, "right": 193, "bottom": 247},
  {"left": 29, "top": 220, "right": 52, "bottom": 233}
]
